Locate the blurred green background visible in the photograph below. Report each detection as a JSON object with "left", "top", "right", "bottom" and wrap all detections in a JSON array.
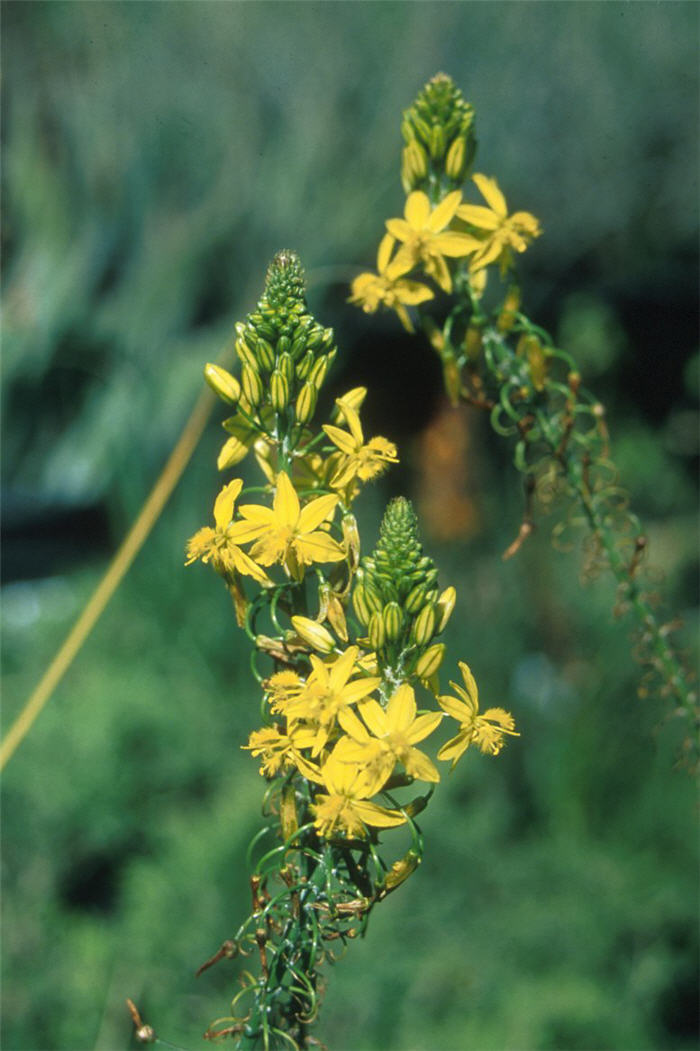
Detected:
[{"left": 2, "top": 3, "right": 698, "bottom": 1049}]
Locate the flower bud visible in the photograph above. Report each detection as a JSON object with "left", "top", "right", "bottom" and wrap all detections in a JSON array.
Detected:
[
  {"left": 278, "top": 351, "right": 294, "bottom": 383},
  {"left": 352, "top": 583, "right": 372, "bottom": 627},
  {"left": 326, "top": 593, "right": 348, "bottom": 642},
  {"left": 412, "top": 604, "right": 437, "bottom": 646},
  {"left": 235, "top": 336, "right": 258, "bottom": 371},
  {"left": 296, "top": 349, "right": 315, "bottom": 380},
  {"left": 405, "top": 583, "right": 428, "bottom": 615},
  {"left": 255, "top": 337, "right": 276, "bottom": 372},
  {"left": 308, "top": 355, "right": 330, "bottom": 388},
  {"left": 277, "top": 334, "right": 291, "bottom": 357},
  {"left": 204, "top": 363, "right": 241, "bottom": 405},
  {"left": 445, "top": 135, "right": 467, "bottom": 181},
  {"left": 241, "top": 363, "right": 264, "bottom": 407},
  {"left": 436, "top": 586, "right": 457, "bottom": 632},
  {"left": 429, "top": 123, "right": 446, "bottom": 160},
  {"left": 415, "top": 642, "right": 445, "bottom": 680},
  {"left": 295, "top": 381, "right": 318, "bottom": 425},
  {"left": 270, "top": 369, "right": 289, "bottom": 412},
  {"left": 383, "top": 601, "right": 403, "bottom": 642},
  {"left": 291, "top": 616, "right": 335, "bottom": 654},
  {"left": 368, "top": 610, "right": 385, "bottom": 651}
]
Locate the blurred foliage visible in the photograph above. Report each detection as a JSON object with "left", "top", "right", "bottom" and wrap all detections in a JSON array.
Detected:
[{"left": 2, "top": 3, "right": 698, "bottom": 1050}]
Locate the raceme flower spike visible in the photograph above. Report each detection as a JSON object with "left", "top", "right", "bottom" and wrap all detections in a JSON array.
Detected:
[{"left": 181, "top": 241, "right": 518, "bottom": 1048}]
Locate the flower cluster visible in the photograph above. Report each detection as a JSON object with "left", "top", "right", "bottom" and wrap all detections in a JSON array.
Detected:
[
  {"left": 187, "top": 249, "right": 517, "bottom": 1047},
  {"left": 350, "top": 73, "right": 541, "bottom": 334},
  {"left": 188, "top": 252, "right": 516, "bottom": 843}
]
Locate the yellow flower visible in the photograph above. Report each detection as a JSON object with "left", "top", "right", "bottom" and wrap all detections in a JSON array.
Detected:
[
  {"left": 349, "top": 233, "right": 434, "bottom": 333},
  {"left": 311, "top": 747, "right": 406, "bottom": 839},
  {"left": 243, "top": 724, "right": 319, "bottom": 781},
  {"left": 437, "top": 661, "right": 518, "bottom": 767},
  {"left": 323, "top": 403, "right": 399, "bottom": 490},
  {"left": 457, "top": 174, "right": 541, "bottom": 273},
  {"left": 229, "top": 471, "right": 345, "bottom": 581},
  {"left": 185, "top": 479, "right": 269, "bottom": 583},
  {"left": 386, "top": 190, "right": 480, "bottom": 293},
  {"left": 338, "top": 683, "right": 442, "bottom": 792},
  {"left": 271, "top": 646, "right": 381, "bottom": 755}
]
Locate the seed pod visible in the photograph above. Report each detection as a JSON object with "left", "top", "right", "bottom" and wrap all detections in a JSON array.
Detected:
[
  {"left": 291, "top": 615, "right": 335, "bottom": 654},
  {"left": 203, "top": 363, "right": 240, "bottom": 405},
  {"left": 412, "top": 604, "right": 437, "bottom": 646},
  {"left": 383, "top": 601, "right": 403, "bottom": 642},
  {"left": 464, "top": 324, "right": 483, "bottom": 361},
  {"left": 415, "top": 642, "right": 445, "bottom": 680},
  {"left": 368, "top": 610, "right": 385, "bottom": 651},
  {"left": 241, "top": 363, "right": 264, "bottom": 407},
  {"left": 255, "top": 337, "right": 276, "bottom": 372},
  {"left": 296, "top": 349, "right": 315, "bottom": 380},
  {"left": 270, "top": 369, "right": 289, "bottom": 412},
  {"left": 295, "top": 381, "right": 318, "bottom": 425}
]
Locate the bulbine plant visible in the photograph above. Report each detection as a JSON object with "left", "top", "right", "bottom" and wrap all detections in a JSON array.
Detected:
[
  {"left": 350, "top": 72, "right": 697, "bottom": 770},
  {"left": 126, "top": 74, "right": 695, "bottom": 1050},
  {"left": 181, "top": 250, "right": 516, "bottom": 1048}
]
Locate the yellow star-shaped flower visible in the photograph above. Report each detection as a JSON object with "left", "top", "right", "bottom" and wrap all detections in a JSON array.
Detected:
[
  {"left": 323, "top": 403, "right": 398, "bottom": 491},
  {"left": 349, "top": 233, "right": 434, "bottom": 332},
  {"left": 311, "top": 746, "right": 406, "bottom": 839},
  {"left": 271, "top": 645, "right": 381, "bottom": 755},
  {"left": 229, "top": 471, "right": 345, "bottom": 581},
  {"left": 437, "top": 661, "right": 518, "bottom": 767},
  {"left": 386, "top": 190, "right": 480, "bottom": 293},
  {"left": 338, "top": 683, "right": 442, "bottom": 793},
  {"left": 457, "top": 174, "right": 541, "bottom": 273},
  {"left": 185, "top": 478, "right": 269, "bottom": 583}
]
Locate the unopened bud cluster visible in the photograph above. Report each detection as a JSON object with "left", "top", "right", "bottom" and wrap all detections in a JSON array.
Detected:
[
  {"left": 353, "top": 497, "right": 455, "bottom": 686},
  {"left": 204, "top": 251, "right": 336, "bottom": 469},
  {"left": 401, "top": 71, "right": 476, "bottom": 193}
]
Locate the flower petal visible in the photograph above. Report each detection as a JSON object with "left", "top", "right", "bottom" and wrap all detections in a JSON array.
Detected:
[
  {"left": 406, "top": 710, "right": 443, "bottom": 744},
  {"left": 457, "top": 204, "right": 501, "bottom": 230},
  {"left": 427, "top": 190, "right": 463, "bottom": 232},
  {"left": 273, "top": 472, "right": 300, "bottom": 528},
  {"left": 386, "top": 683, "right": 417, "bottom": 731},
  {"left": 473, "top": 173, "right": 507, "bottom": 216},
  {"left": 404, "top": 190, "right": 431, "bottom": 229},
  {"left": 430, "top": 231, "right": 482, "bottom": 257},
  {"left": 296, "top": 532, "right": 346, "bottom": 563},
  {"left": 376, "top": 232, "right": 396, "bottom": 274},
  {"left": 352, "top": 800, "right": 406, "bottom": 828},
  {"left": 213, "top": 478, "right": 244, "bottom": 529},
  {"left": 404, "top": 747, "right": 440, "bottom": 783},
  {"left": 356, "top": 697, "right": 388, "bottom": 738},
  {"left": 298, "top": 492, "right": 338, "bottom": 533}
]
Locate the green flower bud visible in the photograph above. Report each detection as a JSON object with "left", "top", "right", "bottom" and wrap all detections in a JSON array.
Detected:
[
  {"left": 241, "top": 363, "right": 264, "bottom": 407},
  {"left": 368, "top": 610, "right": 385, "bottom": 651},
  {"left": 204, "top": 363, "right": 240, "bottom": 404},
  {"left": 255, "top": 337, "right": 276, "bottom": 372},
  {"left": 415, "top": 643, "right": 445, "bottom": 680},
  {"left": 412, "top": 604, "right": 437, "bottom": 646},
  {"left": 296, "top": 349, "right": 315, "bottom": 380},
  {"left": 278, "top": 351, "right": 294, "bottom": 383},
  {"left": 383, "top": 601, "right": 403, "bottom": 642},
  {"left": 294, "top": 381, "right": 318, "bottom": 425},
  {"left": 270, "top": 369, "right": 289, "bottom": 412}
]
